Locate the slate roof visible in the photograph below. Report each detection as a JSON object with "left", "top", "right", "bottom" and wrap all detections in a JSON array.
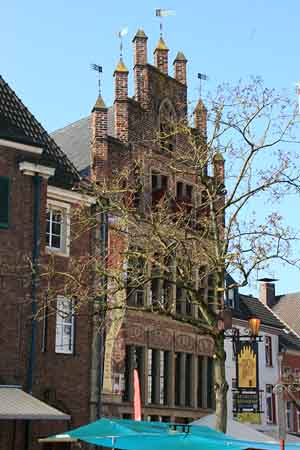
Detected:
[
  {"left": 51, "top": 107, "right": 114, "bottom": 175},
  {"left": 0, "top": 75, "right": 80, "bottom": 188},
  {"left": 234, "top": 294, "right": 284, "bottom": 330},
  {"left": 272, "top": 292, "right": 300, "bottom": 336}
]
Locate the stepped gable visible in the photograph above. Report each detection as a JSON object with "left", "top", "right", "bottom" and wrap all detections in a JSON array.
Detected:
[{"left": 0, "top": 76, "right": 80, "bottom": 188}]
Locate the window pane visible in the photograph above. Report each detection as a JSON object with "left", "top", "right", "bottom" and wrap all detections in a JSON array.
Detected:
[
  {"left": 51, "top": 235, "right": 61, "bottom": 249},
  {"left": 55, "top": 297, "right": 74, "bottom": 353}
]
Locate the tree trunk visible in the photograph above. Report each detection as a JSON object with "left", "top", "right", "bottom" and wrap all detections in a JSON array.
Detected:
[{"left": 214, "top": 332, "right": 229, "bottom": 433}]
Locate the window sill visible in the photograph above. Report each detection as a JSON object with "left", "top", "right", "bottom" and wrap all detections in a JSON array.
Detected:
[
  {"left": 55, "top": 350, "right": 74, "bottom": 355},
  {"left": 45, "top": 247, "right": 69, "bottom": 258}
]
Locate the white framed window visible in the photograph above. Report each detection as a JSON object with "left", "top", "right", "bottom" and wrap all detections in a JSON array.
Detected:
[
  {"left": 46, "top": 199, "right": 70, "bottom": 256},
  {"left": 55, "top": 296, "right": 75, "bottom": 354}
]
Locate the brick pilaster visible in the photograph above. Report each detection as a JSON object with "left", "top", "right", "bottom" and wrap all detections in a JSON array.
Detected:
[
  {"left": 114, "top": 59, "right": 129, "bottom": 143},
  {"left": 153, "top": 37, "right": 169, "bottom": 75},
  {"left": 91, "top": 96, "right": 108, "bottom": 181},
  {"left": 133, "top": 29, "right": 148, "bottom": 108}
]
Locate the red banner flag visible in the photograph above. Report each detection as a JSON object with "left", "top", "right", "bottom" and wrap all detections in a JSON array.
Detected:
[{"left": 133, "top": 368, "right": 141, "bottom": 421}]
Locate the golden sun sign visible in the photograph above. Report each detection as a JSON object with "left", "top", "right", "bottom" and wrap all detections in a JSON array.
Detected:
[{"left": 238, "top": 345, "right": 257, "bottom": 389}]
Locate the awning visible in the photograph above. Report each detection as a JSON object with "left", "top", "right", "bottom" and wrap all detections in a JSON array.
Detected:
[{"left": 0, "top": 386, "right": 70, "bottom": 420}]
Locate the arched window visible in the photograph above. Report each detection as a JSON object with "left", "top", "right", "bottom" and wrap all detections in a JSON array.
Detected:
[{"left": 159, "top": 99, "right": 176, "bottom": 152}]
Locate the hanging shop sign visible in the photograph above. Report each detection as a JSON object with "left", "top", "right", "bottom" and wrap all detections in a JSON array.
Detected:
[{"left": 236, "top": 341, "right": 258, "bottom": 390}]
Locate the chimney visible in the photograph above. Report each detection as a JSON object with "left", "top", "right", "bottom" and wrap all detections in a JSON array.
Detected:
[
  {"left": 153, "top": 37, "right": 169, "bottom": 75},
  {"left": 259, "top": 278, "right": 277, "bottom": 307},
  {"left": 114, "top": 58, "right": 129, "bottom": 142},
  {"left": 132, "top": 29, "right": 148, "bottom": 107},
  {"left": 173, "top": 51, "right": 187, "bottom": 85},
  {"left": 91, "top": 95, "right": 108, "bottom": 181}
]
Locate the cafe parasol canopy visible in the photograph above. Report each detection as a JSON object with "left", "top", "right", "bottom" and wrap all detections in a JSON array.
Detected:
[{"left": 39, "top": 418, "right": 300, "bottom": 450}]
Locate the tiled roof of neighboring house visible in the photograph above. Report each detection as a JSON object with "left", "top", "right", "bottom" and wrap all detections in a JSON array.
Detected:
[
  {"left": 280, "top": 331, "right": 300, "bottom": 352},
  {"left": 272, "top": 292, "right": 300, "bottom": 336},
  {"left": 0, "top": 76, "right": 80, "bottom": 188},
  {"left": 234, "top": 294, "right": 285, "bottom": 330},
  {"left": 233, "top": 293, "right": 300, "bottom": 351},
  {"left": 51, "top": 107, "right": 114, "bottom": 175}
]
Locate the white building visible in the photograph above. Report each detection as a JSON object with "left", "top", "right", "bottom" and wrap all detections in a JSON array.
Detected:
[{"left": 225, "top": 287, "right": 283, "bottom": 435}]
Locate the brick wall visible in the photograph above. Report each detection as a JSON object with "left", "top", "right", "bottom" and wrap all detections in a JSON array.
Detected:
[{"left": 0, "top": 145, "right": 94, "bottom": 449}]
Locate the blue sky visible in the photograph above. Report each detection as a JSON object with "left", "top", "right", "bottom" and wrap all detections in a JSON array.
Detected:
[{"left": 2, "top": 0, "right": 300, "bottom": 295}]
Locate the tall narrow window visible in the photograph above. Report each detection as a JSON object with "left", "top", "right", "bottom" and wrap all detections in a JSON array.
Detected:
[
  {"left": 265, "top": 336, "right": 273, "bottom": 367},
  {"left": 159, "top": 99, "right": 176, "bottom": 152},
  {"left": 159, "top": 351, "right": 165, "bottom": 405},
  {"left": 175, "top": 353, "right": 181, "bottom": 406},
  {"left": 185, "top": 354, "right": 192, "bottom": 407},
  {"left": 197, "top": 357, "right": 203, "bottom": 408},
  {"left": 207, "top": 357, "right": 215, "bottom": 409},
  {"left": 0, "top": 176, "right": 9, "bottom": 229},
  {"left": 286, "top": 401, "right": 293, "bottom": 431},
  {"left": 266, "top": 384, "right": 276, "bottom": 424},
  {"left": 176, "top": 287, "right": 183, "bottom": 314},
  {"left": 55, "top": 296, "right": 74, "bottom": 354},
  {"left": 148, "top": 349, "right": 153, "bottom": 403}
]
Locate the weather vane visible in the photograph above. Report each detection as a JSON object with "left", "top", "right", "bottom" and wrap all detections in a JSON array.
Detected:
[
  {"left": 117, "top": 27, "right": 128, "bottom": 59},
  {"left": 91, "top": 64, "right": 102, "bottom": 97},
  {"left": 197, "top": 73, "right": 209, "bottom": 98},
  {"left": 155, "top": 9, "right": 175, "bottom": 38}
]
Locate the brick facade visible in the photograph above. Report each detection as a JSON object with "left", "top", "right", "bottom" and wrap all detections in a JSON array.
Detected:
[{"left": 0, "top": 27, "right": 225, "bottom": 449}]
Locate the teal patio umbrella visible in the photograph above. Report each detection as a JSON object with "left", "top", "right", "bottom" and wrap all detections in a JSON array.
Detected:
[{"left": 40, "top": 418, "right": 300, "bottom": 450}]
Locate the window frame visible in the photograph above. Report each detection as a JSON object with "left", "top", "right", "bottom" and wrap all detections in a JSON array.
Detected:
[
  {"left": 0, "top": 176, "right": 10, "bottom": 229},
  {"left": 55, "top": 296, "right": 75, "bottom": 355},
  {"left": 46, "top": 199, "right": 70, "bottom": 257}
]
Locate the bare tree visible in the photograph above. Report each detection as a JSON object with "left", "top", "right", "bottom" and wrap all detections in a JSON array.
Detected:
[{"left": 41, "top": 78, "right": 300, "bottom": 432}]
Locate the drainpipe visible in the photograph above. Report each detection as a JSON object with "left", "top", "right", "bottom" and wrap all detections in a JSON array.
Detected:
[
  {"left": 89, "top": 203, "right": 108, "bottom": 423},
  {"left": 25, "top": 174, "right": 42, "bottom": 450},
  {"left": 97, "top": 207, "right": 108, "bottom": 418}
]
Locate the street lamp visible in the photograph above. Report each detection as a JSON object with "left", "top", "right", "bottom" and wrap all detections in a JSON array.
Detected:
[{"left": 248, "top": 317, "right": 261, "bottom": 339}]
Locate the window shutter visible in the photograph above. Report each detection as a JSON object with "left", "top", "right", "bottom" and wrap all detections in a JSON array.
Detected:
[{"left": 0, "top": 177, "right": 9, "bottom": 228}]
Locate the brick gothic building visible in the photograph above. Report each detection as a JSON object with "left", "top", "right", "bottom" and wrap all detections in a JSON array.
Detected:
[
  {"left": 0, "top": 29, "right": 223, "bottom": 449},
  {"left": 53, "top": 29, "right": 223, "bottom": 426}
]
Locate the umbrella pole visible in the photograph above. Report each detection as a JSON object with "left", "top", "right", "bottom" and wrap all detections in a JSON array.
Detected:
[{"left": 280, "top": 438, "right": 285, "bottom": 450}]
